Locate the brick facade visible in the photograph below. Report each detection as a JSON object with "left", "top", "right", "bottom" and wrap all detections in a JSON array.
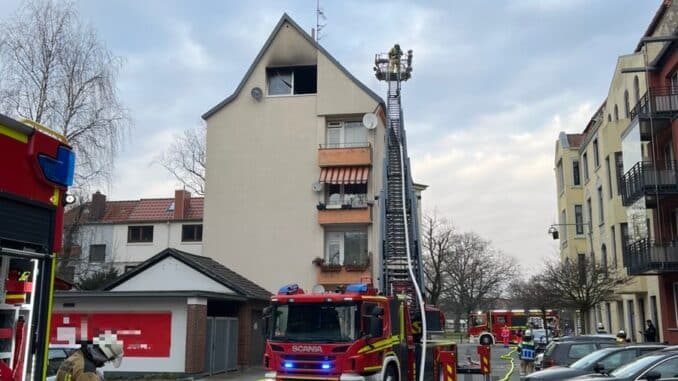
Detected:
[{"left": 185, "top": 303, "right": 207, "bottom": 373}]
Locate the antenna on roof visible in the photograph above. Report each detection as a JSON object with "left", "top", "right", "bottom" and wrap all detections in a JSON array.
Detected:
[{"left": 315, "top": 0, "right": 326, "bottom": 42}]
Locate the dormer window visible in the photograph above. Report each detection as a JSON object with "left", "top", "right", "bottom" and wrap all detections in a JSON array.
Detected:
[{"left": 267, "top": 66, "right": 317, "bottom": 96}]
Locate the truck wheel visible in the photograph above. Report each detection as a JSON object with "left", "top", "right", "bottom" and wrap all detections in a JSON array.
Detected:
[{"left": 384, "top": 364, "right": 398, "bottom": 381}]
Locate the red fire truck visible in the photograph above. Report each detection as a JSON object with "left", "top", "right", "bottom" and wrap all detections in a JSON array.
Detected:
[
  {"left": 467, "top": 309, "right": 559, "bottom": 345},
  {"left": 0, "top": 113, "right": 75, "bottom": 380},
  {"left": 262, "top": 284, "right": 450, "bottom": 381}
]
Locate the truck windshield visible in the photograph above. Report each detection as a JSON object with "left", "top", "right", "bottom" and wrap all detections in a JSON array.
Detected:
[{"left": 272, "top": 302, "right": 359, "bottom": 342}]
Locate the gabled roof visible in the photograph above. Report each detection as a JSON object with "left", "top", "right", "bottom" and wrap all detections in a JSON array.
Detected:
[
  {"left": 202, "top": 13, "right": 385, "bottom": 120},
  {"left": 635, "top": 0, "right": 673, "bottom": 52},
  {"left": 65, "top": 197, "right": 204, "bottom": 225},
  {"left": 103, "top": 248, "right": 271, "bottom": 301}
]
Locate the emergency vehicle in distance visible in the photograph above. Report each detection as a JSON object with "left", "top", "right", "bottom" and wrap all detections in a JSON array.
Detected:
[
  {"left": 468, "top": 309, "right": 559, "bottom": 345},
  {"left": 0, "top": 113, "right": 75, "bottom": 381}
]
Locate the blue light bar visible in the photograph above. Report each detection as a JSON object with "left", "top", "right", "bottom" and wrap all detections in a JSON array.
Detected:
[
  {"left": 321, "top": 363, "right": 331, "bottom": 370},
  {"left": 278, "top": 283, "right": 299, "bottom": 295},
  {"left": 38, "top": 146, "right": 75, "bottom": 187},
  {"left": 345, "top": 283, "right": 368, "bottom": 293},
  {"left": 284, "top": 362, "right": 294, "bottom": 369}
]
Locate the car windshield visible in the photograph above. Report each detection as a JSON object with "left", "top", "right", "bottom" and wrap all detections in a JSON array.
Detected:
[
  {"left": 610, "top": 354, "right": 664, "bottom": 377},
  {"left": 272, "top": 302, "right": 359, "bottom": 342},
  {"left": 570, "top": 348, "right": 614, "bottom": 370}
]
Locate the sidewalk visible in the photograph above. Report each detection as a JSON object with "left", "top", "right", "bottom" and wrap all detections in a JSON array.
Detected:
[{"left": 196, "top": 367, "right": 266, "bottom": 381}]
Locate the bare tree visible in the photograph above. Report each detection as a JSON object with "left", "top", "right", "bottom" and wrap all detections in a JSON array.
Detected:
[
  {"left": 510, "top": 275, "right": 566, "bottom": 341},
  {"left": 0, "top": 1, "right": 130, "bottom": 191},
  {"left": 158, "top": 123, "right": 206, "bottom": 195},
  {"left": 422, "top": 212, "right": 454, "bottom": 306},
  {"left": 541, "top": 257, "right": 630, "bottom": 334}
]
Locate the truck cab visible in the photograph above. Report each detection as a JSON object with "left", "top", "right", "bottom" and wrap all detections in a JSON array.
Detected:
[{"left": 262, "top": 283, "right": 415, "bottom": 381}]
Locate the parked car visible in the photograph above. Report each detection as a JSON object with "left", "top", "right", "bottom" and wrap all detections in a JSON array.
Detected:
[
  {"left": 572, "top": 347, "right": 678, "bottom": 380},
  {"left": 524, "top": 345, "right": 666, "bottom": 380},
  {"left": 541, "top": 337, "right": 618, "bottom": 369}
]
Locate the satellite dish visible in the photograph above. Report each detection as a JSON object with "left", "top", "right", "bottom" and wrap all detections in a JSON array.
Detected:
[
  {"left": 311, "top": 284, "right": 326, "bottom": 294},
  {"left": 312, "top": 182, "right": 323, "bottom": 192},
  {"left": 251, "top": 87, "right": 263, "bottom": 102},
  {"left": 362, "top": 113, "right": 378, "bottom": 130}
]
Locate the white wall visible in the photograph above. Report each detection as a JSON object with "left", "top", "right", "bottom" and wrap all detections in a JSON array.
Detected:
[
  {"left": 111, "top": 256, "right": 236, "bottom": 294},
  {"left": 53, "top": 297, "right": 187, "bottom": 373}
]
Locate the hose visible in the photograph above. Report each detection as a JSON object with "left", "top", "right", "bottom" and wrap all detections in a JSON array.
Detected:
[{"left": 498, "top": 346, "right": 518, "bottom": 381}]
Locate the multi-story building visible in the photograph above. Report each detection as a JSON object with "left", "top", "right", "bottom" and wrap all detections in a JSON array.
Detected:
[
  {"left": 202, "top": 14, "right": 399, "bottom": 293},
  {"left": 554, "top": 0, "right": 677, "bottom": 342},
  {"left": 62, "top": 189, "right": 203, "bottom": 280}
]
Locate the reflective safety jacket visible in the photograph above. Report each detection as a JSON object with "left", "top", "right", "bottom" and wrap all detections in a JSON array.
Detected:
[
  {"left": 56, "top": 350, "right": 102, "bottom": 381},
  {"left": 518, "top": 340, "right": 536, "bottom": 361}
]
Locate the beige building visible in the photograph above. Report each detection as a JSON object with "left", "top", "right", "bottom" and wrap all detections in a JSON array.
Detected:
[
  {"left": 554, "top": 0, "right": 678, "bottom": 341},
  {"left": 201, "top": 14, "right": 393, "bottom": 293}
]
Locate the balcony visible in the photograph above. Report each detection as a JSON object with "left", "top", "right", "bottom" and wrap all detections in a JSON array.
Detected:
[
  {"left": 630, "top": 87, "right": 678, "bottom": 141},
  {"left": 318, "top": 143, "right": 372, "bottom": 167},
  {"left": 314, "top": 255, "right": 372, "bottom": 286},
  {"left": 620, "top": 161, "right": 678, "bottom": 207},
  {"left": 624, "top": 238, "right": 678, "bottom": 275},
  {"left": 317, "top": 202, "right": 372, "bottom": 225}
]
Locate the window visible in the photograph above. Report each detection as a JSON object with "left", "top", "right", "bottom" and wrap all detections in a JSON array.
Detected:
[
  {"left": 598, "top": 186, "right": 604, "bottom": 225},
  {"left": 601, "top": 244, "right": 608, "bottom": 272},
  {"left": 568, "top": 343, "right": 596, "bottom": 359},
  {"left": 611, "top": 226, "right": 617, "bottom": 268},
  {"left": 326, "top": 183, "right": 368, "bottom": 207},
  {"left": 572, "top": 160, "right": 581, "bottom": 186},
  {"left": 127, "top": 226, "right": 153, "bottom": 243},
  {"left": 634, "top": 76, "right": 640, "bottom": 104},
  {"left": 325, "top": 230, "right": 368, "bottom": 266},
  {"left": 181, "top": 224, "right": 203, "bottom": 242},
  {"left": 614, "top": 105, "right": 619, "bottom": 121},
  {"left": 575, "top": 205, "right": 584, "bottom": 235},
  {"left": 266, "top": 66, "right": 317, "bottom": 95},
  {"left": 605, "top": 156, "right": 614, "bottom": 198},
  {"left": 599, "top": 349, "right": 636, "bottom": 371},
  {"left": 608, "top": 114, "right": 612, "bottom": 122},
  {"left": 624, "top": 90, "right": 630, "bottom": 118},
  {"left": 556, "top": 160, "right": 564, "bottom": 193},
  {"left": 672, "top": 71, "right": 678, "bottom": 92},
  {"left": 326, "top": 121, "right": 368, "bottom": 147},
  {"left": 615, "top": 152, "right": 624, "bottom": 195},
  {"left": 583, "top": 153, "right": 589, "bottom": 181},
  {"left": 647, "top": 356, "right": 678, "bottom": 379},
  {"left": 593, "top": 139, "right": 600, "bottom": 168},
  {"left": 89, "top": 244, "right": 106, "bottom": 263},
  {"left": 587, "top": 198, "right": 593, "bottom": 228},
  {"left": 560, "top": 209, "right": 567, "bottom": 242}
]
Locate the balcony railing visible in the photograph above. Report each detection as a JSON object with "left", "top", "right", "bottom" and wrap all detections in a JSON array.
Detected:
[
  {"left": 620, "top": 161, "right": 678, "bottom": 206},
  {"left": 318, "top": 143, "right": 372, "bottom": 167},
  {"left": 317, "top": 204, "right": 372, "bottom": 225},
  {"left": 630, "top": 86, "right": 678, "bottom": 120},
  {"left": 624, "top": 238, "right": 678, "bottom": 275},
  {"left": 325, "top": 193, "right": 368, "bottom": 208}
]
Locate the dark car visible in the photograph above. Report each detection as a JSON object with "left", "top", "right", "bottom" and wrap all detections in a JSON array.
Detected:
[
  {"left": 571, "top": 348, "right": 678, "bottom": 381},
  {"left": 524, "top": 345, "right": 665, "bottom": 381},
  {"left": 541, "top": 337, "right": 618, "bottom": 368}
]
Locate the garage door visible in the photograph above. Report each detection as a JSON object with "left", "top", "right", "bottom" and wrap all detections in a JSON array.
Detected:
[{"left": 204, "top": 317, "right": 238, "bottom": 374}]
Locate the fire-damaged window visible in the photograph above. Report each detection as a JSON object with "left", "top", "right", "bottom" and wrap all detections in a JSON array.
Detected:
[
  {"left": 267, "top": 66, "right": 317, "bottom": 95},
  {"left": 127, "top": 226, "right": 153, "bottom": 243}
]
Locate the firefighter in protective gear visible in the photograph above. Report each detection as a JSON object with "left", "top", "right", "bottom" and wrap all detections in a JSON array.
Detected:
[
  {"left": 56, "top": 333, "right": 123, "bottom": 381},
  {"left": 616, "top": 329, "right": 628, "bottom": 344},
  {"left": 518, "top": 329, "right": 536, "bottom": 375}
]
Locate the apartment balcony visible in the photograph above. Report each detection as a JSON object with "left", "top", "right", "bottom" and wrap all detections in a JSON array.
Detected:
[
  {"left": 620, "top": 161, "right": 678, "bottom": 207},
  {"left": 314, "top": 255, "right": 372, "bottom": 286},
  {"left": 317, "top": 200, "right": 372, "bottom": 225},
  {"left": 318, "top": 143, "right": 372, "bottom": 167},
  {"left": 630, "top": 87, "right": 678, "bottom": 141},
  {"left": 624, "top": 238, "right": 678, "bottom": 275}
]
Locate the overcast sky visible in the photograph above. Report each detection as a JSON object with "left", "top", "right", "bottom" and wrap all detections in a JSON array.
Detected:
[{"left": 4, "top": 0, "right": 660, "bottom": 269}]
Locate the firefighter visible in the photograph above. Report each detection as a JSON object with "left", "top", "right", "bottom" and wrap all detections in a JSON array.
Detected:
[
  {"left": 56, "top": 333, "right": 123, "bottom": 381},
  {"left": 518, "top": 329, "right": 536, "bottom": 375},
  {"left": 389, "top": 44, "right": 402, "bottom": 73},
  {"left": 501, "top": 324, "right": 510, "bottom": 347},
  {"left": 616, "top": 329, "right": 628, "bottom": 344}
]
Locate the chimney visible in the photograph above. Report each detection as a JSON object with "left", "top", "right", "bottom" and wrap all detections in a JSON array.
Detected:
[
  {"left": 174, "top": 189, "right": 191, "bottom": 219},
  {"left": 90, "top": 191, "right": 106, "bottom": 220}
]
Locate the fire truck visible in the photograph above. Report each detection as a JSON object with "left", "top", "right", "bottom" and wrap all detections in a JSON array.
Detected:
[
  {"left": 467, "top": 309, "right": 560, "bottom": 345},
  {"left": 0, "top": 113, "right": 75, "bottom": 380},
  {"left": 261, "top": 47, "right": 454, "bottom": 381}
]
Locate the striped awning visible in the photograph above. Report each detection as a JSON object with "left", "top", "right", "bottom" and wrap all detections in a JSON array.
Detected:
[{"left": 319, "top": 166, "right": 369, "bottom": 184}]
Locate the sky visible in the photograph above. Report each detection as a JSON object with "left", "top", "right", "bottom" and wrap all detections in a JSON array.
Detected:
[{"left": 2, "top": 0, "right": 660, "bottom": 269}]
